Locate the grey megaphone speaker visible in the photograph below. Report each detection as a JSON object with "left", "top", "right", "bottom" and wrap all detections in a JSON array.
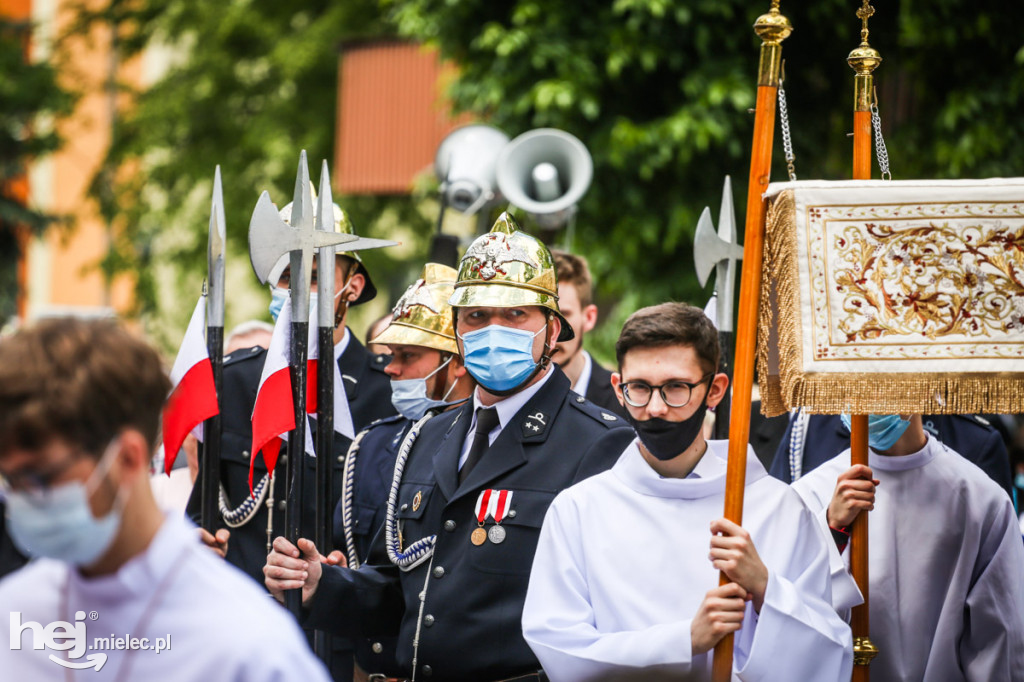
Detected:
[
  {"left": 435, "top": 124, "right": 510, "bottom": 215},
  {"left": 496, "top": 128, "right": 593, "bottom": 229}
]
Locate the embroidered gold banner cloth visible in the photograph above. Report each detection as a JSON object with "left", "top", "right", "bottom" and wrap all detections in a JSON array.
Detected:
[{"left": 758, "top": 178, "right": 1024, "bottom": 416}]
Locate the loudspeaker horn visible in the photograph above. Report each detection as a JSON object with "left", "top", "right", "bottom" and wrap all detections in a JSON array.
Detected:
[
  {"left": 435, "top": 124, "right": 510, "bottom": 215},
  {"left": 496, "top": 128, "right": 593, "bottom": 229}
]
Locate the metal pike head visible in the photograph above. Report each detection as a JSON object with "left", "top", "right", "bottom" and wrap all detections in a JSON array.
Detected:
[
  {"left": 207, "top": 165, "right": 227, "bottom": 328},
  {"left": 248, "top": 151, "right": 356, "bottom": 317},
  {"left": 693, "top": 176, "right": 744, "bottom": 332}
]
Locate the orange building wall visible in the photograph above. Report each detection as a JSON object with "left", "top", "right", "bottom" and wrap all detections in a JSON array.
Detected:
[
  {"left": 336, "top": 41, "right": 468, "bottom": 195},
  {"left": 7, "top": 0, "right": 139, "bottom": 319}
]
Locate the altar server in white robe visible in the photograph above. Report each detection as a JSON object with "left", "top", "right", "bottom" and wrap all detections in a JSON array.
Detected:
[
  {"left": 792, "top": 412, "right": 1024, "bottom": 682},
  {"left": 0, "top": 318, "right": 329, "bottom": 681},
  {"left": 522, "top": 303, "right": 852, "bottom": 681}
]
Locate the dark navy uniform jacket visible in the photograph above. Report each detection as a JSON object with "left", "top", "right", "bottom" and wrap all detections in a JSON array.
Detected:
[
  {"left": 769, "top": 412, "right": 1013, "bottom": 497},
  {"left": 333, "top": 415, "right": 411, "bottom": 564},
  {"left": 332, "top": 414, "right": 410, "bottom": 678},
  {"left": 584, "top": 360, "right": 628, "bottom": 419},
  {"left": 305, "top": 367, "right": 635, "bottom": 682},
  {"left": 187, "top": 334, "right": 394, "bottom": 681},
  {"left": 187, "top": 333, "right": 395, "bottom": 584}
]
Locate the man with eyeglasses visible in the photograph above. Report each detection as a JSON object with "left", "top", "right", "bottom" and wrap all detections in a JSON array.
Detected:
[
  {"left": 265, "top": 213, "right": 634, "bottom": 681},
  {"left": 0, "top": 318, "right": 330, "bottom": 680},
  {"left": 522, "top": 302, "right": 851, "bottom": 681}
]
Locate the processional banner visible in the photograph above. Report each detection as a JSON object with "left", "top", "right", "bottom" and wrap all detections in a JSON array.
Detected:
[{"left": 758, "top": 178, "right": 1024, "bottom": 416}]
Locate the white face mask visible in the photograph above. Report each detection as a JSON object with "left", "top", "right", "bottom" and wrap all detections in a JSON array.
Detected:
[
  {"left": 4, "top": 439, "right": 126, "bottom": 567},
  {"left": 390, "top": 357, "right": 460, "bottom": 420}
]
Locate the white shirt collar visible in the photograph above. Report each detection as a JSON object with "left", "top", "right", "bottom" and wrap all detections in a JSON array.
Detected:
[
  {"left": 571, "top": 350, "right": 594, "bottom": 395},
  {"left": 333, "top": 327, "right": 351, "bottom": 360},
  {"left": 471, "top": 365, "right": 555, "bottom": 432},
  {"left": 459, "top": 367, "right": 556, "bottom": 468}
]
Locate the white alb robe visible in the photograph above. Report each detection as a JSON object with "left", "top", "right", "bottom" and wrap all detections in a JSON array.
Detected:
[
  {"left": 792, "top": 436, "right": 1024, "bottom": 682},
  {"left": 0, "top": 515, "right": 330, "bottom": 681},
  {"left": 522, "top": 439, "right": 852, "bottom": 681}
]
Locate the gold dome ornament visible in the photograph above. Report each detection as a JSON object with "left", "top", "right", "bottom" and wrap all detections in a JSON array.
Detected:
[
  {"left": 372, "top": 263, "right": 460, "bottom": 355},
  {"left": 450, "top": 212, "right": 574, "bottom": 342}
]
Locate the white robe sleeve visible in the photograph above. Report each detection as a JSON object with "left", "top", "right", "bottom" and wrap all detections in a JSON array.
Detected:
[
  {"left": 733, "top": 501, "right": 854, "bottom": 681},
  {"left": 791, "top": 469, "right": 864, "bottom": 615},
  {"left": 522, "top": 497, "right": 696, "bottom": 681},
  {"left": 957, "top": 498, "right": 1024, "bottom": 679}
]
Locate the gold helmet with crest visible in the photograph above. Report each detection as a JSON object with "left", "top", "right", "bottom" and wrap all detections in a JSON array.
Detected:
[
  {"left": 449, "top": 211, "right": 573, "bottom": 341},
  {"left": 269, "top": 187, "right": 377, "bottom": 304},
  {"left": 371, "top": 263, "right": 459, "bottom": 355}
]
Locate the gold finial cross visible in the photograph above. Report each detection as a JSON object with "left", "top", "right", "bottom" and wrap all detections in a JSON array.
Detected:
[{"left": 857, "top": 0, "right": 875, "bottom": 45}]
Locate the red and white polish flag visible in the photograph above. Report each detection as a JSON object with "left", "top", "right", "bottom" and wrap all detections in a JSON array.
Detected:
[
  {"left": 249, "top": 303, "right": 319, "bottom": 490},
  {"left": 161, "top": 295, "right": 219, "bottom": 475}
]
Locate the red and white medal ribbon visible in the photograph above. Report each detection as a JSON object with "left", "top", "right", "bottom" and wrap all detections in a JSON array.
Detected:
[
  {"left": 490, "top": 489, "right": 513, "bottom": 524},
  {"left": 475, "top": 489, "right": 494, "bottom": 525},
  {"left": 475, "top": 489, "right": 514, "bottom": 523}
]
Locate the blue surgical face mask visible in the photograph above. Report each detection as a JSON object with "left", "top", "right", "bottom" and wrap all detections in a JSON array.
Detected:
[
  {"left": 1014, "top": 472, "right": 1024, "bottom": 490},
  {"left": 4, "top": 439, "right": 125, "bottom": 566},
  {"left": 269, "top": 286, "right": 288, "bottom": 322},
  {"left": 458, "top": 324, "right": 546, "bottom": 393},
  {"left": 840, "top": 413, "right": 912, "bottom": 452},
  {"left": 390, "top": 357, "right": 458, "bottom": 420},
  {"left": 269, "top": 284, "right": 348, "bottom": 323}
]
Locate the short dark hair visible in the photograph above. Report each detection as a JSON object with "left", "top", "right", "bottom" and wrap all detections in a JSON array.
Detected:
[
  {"left": 0, "top": 318, "right": 170, "bottom": 459},
  {"left": 615, "top": 302, "right": 720, "bottom": 375},
  {"left": 551, "top": 249, "right": 593, "bottom": 307}
]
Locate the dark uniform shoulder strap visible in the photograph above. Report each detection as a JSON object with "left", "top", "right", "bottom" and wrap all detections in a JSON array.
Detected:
[
  {"left": 567, "top": 392, "right": 624, "bottom": 428},
  {"left": 223, "top": 345, "right": 266, "bottom": 367},
  {"left": 362, "top": 413, "right": 406, "bottom": 433}
]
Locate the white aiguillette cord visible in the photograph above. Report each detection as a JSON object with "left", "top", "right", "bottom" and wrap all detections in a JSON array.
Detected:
[{"left": 60, "top": 544, "right": 193, "bottom": 682}]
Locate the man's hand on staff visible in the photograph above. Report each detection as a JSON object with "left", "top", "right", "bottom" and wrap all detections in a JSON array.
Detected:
[
  {"left": 265, "top": 536, "right": 343, "bottom": 607},
  {"left": 198, "top": 528, "right": 230, "bottom": 559},
  {"left": 827, "top": 464, "right": 878, "bottom": 529},
  {"left": 690, "top": 582, "right": 749, "bottom": 655},
  {"left": 708, "top": 518, "right": 769, "bottom": 613}
]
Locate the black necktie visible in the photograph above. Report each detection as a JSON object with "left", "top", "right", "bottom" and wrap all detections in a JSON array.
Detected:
[{"left": 460, "top": 408, "right": 499, "bottom": 484}]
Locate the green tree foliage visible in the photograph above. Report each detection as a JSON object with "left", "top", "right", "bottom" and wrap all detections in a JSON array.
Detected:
[
  {"left": 75, "top": 0, "right": 431, "bottom": 346},
  {"left": 386, "top": 0, "right": 1024, "bottom": 359},
  {"left": 0, "top": 18, "right": 73, "bottom": 322},
  {"left": 79, "top": 0, "right": 1023, "bottom": 353}
]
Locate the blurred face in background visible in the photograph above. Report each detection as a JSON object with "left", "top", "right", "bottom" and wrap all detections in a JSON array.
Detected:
[{"left": 550, "top": 282, "right": 597, "bottom": 369}]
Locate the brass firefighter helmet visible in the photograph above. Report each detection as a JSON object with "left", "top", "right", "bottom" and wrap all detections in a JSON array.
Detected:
[
  {"left": 270, "top": 192, "right": 378, "bottom": 305},
  {"left": 371, "top": 263, "right": 459, "bottom": 355},
  {"left": 449, "top": 211, "right": 573, "bottom": 342}
]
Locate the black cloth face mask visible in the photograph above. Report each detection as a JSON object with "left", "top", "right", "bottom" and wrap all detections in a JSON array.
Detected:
[{"left": 623, "top": 397, "right": 709, "bottom": 461}]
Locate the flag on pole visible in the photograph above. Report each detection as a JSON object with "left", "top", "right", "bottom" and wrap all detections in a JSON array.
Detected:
[
  {"left": 249, "top": 303, "right": 319, "bottom": 490},
  {"left": 162, "top": 295, "right": 219, "bottom": 475}
]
